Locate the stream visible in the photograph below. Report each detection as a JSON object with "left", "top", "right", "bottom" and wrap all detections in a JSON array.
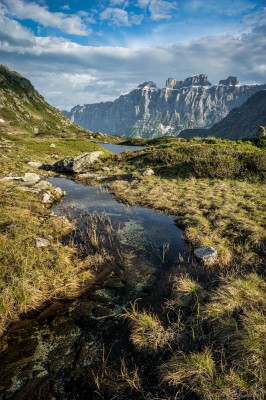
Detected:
[{"left": 0, "top": 144, "right": 188, "bottom": 400}]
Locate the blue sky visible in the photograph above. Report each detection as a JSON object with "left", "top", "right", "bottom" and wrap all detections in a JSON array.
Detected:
[{"left": 0, "top": 0, "right": 265, "bottom": 109}]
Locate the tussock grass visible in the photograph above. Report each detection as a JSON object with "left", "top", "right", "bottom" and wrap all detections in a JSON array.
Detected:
[
  {"left": 122, "top": 301, "right": 174, "bottom": 351},
  {"left": 122, "top": 272, "right": 266, "bottom": 399},
  {"left": 159, "top": 348, "right": 215, "bottom": 390},
  {"left": 0, "top": 183, "right": 99, "bottom": 334},
  {"left": 109, "top": 177, "right": 265, "bottom": 266},
  {"left": 204, "top": 273, "right": 266, "bottom": 319},
  {"left": 166, "top": 274, "right": 207, "bottom": 313}
]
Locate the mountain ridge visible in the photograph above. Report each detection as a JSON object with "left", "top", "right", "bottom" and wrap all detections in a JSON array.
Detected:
[
  {"left": 0, "top": 65, "right": 80, "bottom": 136},
  {"left": 180, "top": 90, "right": 266, "bottom": 140},
  {"left": 63, "top": 74, "right": 266, "bottom": 138}
]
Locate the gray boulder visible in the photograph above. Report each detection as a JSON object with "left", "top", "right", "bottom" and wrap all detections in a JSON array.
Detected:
[
  {"left": 53, "top": 152, "right": 103, "bottom": 173},
  {"left": 194, "top": 246, "right": 218, "bottom": 266},
  {"left": 22, "top": 173, "right": 41, "bottom": 185}
]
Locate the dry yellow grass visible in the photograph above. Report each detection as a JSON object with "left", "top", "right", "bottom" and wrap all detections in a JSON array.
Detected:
[{"left": 109, "top": 177, "right": 266, "bottom": 267}]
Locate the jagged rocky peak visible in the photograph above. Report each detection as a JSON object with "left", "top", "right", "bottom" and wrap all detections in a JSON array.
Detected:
[
  {"left": 219, "top": 76, "right": 239, "bottom": 86},
  {"left": 182, "top": 74, "right": 212, "bottom": 87},
  {"left": 165, "top": 77, "right": 177, "bottom": 88},
  {"left": 138, "top": 81, "right": 157, "bottom": 89},
  {"left": 165, "top": 74, "right": 212, "bottom": 89}
]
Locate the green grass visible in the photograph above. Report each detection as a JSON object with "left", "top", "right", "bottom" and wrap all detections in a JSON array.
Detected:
[
  {"left": 0, "top": 133, "right": 112, "bottom": 334},
  {"left": 0, "top": 135, "right": 110, "bottom": 176},
  {"left": 109, "top": 176, "right": 266, "bottom": 267}
]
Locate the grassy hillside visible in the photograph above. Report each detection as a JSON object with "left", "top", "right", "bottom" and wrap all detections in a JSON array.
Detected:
[{"left": 0, "top": 65, "right": 81, "bottom": 136}]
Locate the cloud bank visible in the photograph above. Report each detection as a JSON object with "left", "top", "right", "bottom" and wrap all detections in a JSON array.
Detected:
[{"left": 0, "top": 1, "right": 265, "bottom": 110}]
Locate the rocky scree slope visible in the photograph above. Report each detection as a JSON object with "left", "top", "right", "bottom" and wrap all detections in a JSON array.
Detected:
[
  {"left": 0, "top": 65, "right": 79, "bottom": 135},
  {"left": 63, "top": 74, "right": 266, "bottom": 138},
  {"left": 180, "top": 90, "right": 266, "bottom": 140}
]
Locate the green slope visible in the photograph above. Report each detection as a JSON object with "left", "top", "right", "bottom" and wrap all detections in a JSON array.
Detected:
[{"left": 0, "top": 65, "right": 81, "bottom": 136}]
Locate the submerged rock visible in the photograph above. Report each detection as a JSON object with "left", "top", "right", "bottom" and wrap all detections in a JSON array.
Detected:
[
  {"left": 53, "top": 152, "right": 103, "bottom": 173},
  {"left": 194, "top": 246, "right": 218, "bottom": 266}
]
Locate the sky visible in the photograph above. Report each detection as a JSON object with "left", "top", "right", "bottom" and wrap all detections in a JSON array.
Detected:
[{"left": 0, "top": 0, "right": 265, "bottom": 110}]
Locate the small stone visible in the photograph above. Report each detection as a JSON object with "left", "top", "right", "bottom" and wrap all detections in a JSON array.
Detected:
[
  {"left": 194, "top": 246, "right": 218, "bottom": 266},
  {"left": 52, "top": 187, "right": 65, "bottom": 197},
  {"left": 36, "top": 237, "right": 50, "bottom": 248},
  {"left": 102, "top": 166, "right": 111, "bottom": 172},
  {"left": 142, "top": 168, "right": 155, "bottom": 176},
  {"left": 28, "top": 161, "right": 42, "bottom": 168},
  {"left": 42, "top": 192, "right": 53, "bottom": 204},
  {"left": 50, "top": 143, "right": 56, "bottom": 148},
  {"left": 34, "top": 180, "right": 51, "bottom": 190},
  {"left": 22, "top": 173, "right": 41, "bottom": 185}
]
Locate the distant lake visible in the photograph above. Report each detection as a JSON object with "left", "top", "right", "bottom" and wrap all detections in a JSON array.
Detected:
[{"left": 97, "top": 142, "right": 146, "bottom": 154}]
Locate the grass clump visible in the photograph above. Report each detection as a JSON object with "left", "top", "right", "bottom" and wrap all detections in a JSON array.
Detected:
[
  {"left": 159, "top": 348, "right": 215, "bottom": 391},
  {"left": 204, "top": 273, "right": 266, "bottom": 319},
  {"left": 123, "top": 301, "right": 174, "bottom": 351}
]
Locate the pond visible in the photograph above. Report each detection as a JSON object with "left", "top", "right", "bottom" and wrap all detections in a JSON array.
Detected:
[
  {"left": 97, "top": 142, "right": 146, "bottom": 154},
  {"left": 0, "top": 152, "right": 189, "bottom": 399},
  {"left": 49, "top": 177, "right": 186, "bottom": 273}
]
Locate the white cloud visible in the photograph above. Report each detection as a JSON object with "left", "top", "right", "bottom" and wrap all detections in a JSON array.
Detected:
[
  {"left": 149, "top": 0, "right": 178, "bottom": 20},
  {"left": 137, "top": 0, "right": 177, "bottom": 20},
  {"left": 100, "top": 7, "right": 130, "bottom": 26},
  {"left": 100, "top": 7, "right": 143, "bottom": 27},
  {"left": 61, "top": 5, "right": 70, "bottom": 11},
  {"left": 109, "top": 0, "right": 126, "bottom": 6},
  {"left": 185, "top": 0, "right": 256, "bottom": 16},
  {"left": 0, "top": 13, "right": 265, "bottom": 109},
  {"left": 2, "top": 0, "right": 91, "bottom": 36}
]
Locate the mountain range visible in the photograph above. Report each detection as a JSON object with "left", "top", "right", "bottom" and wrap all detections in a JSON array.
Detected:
[
  {"left": 181, "top": 90, "right": 266, "bottom": 139},
  {"left": 63, "top": 74, "right": 266, "bottom": 138}
]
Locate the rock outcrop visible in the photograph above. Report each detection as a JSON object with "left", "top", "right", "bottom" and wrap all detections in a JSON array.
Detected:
[
  {"left": 53, "top": 152, "right": 103, "bottom": 173},
  {"left": 180, "top": 90, "right": 266, "bottom": 140},
  {"left": 63, "top": 74, "right": 266, "bottom": 138}
]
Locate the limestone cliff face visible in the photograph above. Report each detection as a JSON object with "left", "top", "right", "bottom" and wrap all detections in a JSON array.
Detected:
[
  {"left": 180, "top": 90, "right": 266, "bottom": 140},
  {"left": 63, "top": 75, "right": 266, "bottom": 138}
]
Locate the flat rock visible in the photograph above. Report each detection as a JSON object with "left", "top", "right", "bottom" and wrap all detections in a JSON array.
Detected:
[
  {"left": 22, "top": 173, "right": 41, "bottom": 185},
  {"left": 194, "top": 246, "right": 218, "bottom": 266},
  {"left": 53, "top": 152, "right": 103, "bottom": 173},
  {"left": 28, "top": 161, "right": 42, "bottom": 168},
  {"left": 35, "top": 237, "right": 50, "bottom": 248},
  {"left": 0, "top": 176, "right": 22, "bottom": 181},
  {"left": 34, "top": 180, "right": 51, "bottom": 190},
  {"left": 16, "top": 186, "right": 41, "bottom": 194}
]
